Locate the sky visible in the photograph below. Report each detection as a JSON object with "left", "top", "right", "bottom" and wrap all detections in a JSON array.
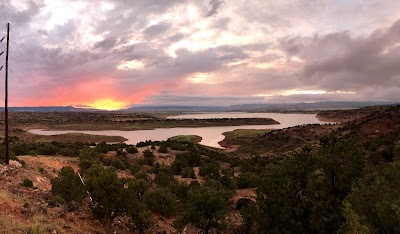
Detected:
[{"left": 0, "top": 0, "right": 400, "bottom": 110}]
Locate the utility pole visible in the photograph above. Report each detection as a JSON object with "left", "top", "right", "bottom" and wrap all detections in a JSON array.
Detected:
[{"left": 5, "top": 23, "right": 9, "bottom": 164}]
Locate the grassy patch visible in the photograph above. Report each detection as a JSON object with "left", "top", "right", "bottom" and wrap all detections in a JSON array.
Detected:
[
  {"left": 221, "top": 129, "right": 272, "bottom": 146},
  {"left": 225, "top": 129, "right": 272, "bottom": 137},
  {"left": 168, "top": 135, "right": 202, "bottom": 143}
]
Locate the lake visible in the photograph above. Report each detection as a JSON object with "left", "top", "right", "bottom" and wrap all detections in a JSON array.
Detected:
[{"left": 29, "top": 112, "right": 329, "bottom": 148}]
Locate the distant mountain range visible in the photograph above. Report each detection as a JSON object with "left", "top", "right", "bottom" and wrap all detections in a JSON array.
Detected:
[
  {"left": 0, "top": 101, "right": 397, "bottom": 112},
  {"left": 226, "top": 101, "right": 399, "bottom": 111},
  {"left": 125, "top": 101, "right": 398, "bottom": 112},
  {"left": 0, "top": 106, "right": 100, "bottom": 112}
]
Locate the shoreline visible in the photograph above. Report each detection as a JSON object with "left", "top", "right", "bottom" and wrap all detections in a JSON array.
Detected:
[{"left": 16, "top": 118, "right": 280, "bottom": 132}]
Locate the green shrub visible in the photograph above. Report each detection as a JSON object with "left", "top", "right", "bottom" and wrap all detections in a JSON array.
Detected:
[
  {"left": 143, "top": 187, "right": 178, "bottom": 217},
  {"left": 116, "top": 149, "right": 127, "bottom": 157},
  {"left": 173, "top": 185, "right": 229, "bottom": 233},
  {"left": 53, "top": 195, "right": 66, "bottom": 205},
  {"left": 126, "top": 146, "right": 139, "bottom": 154},
  {"left": 130, "top": 163, "right": 141, "bottom": 175},
  {"left": 22, "top": 178, "right": 33, "bottom": 188},
  {"left": 95, "top": 142, "right": 112, "bottom": 153},
  {"left": 126, "top": 200, "right": 153, "bottom": 232},
  {"left": 155, "top": 171, "right": 172, "bottom": 187},
  {"left": 219, "top": 175, "right": 236, "bottom": 190},
  {"left": 59, "top": 148, "right": 80, "bottom": 157},
  {"left": 13, "top": 143, "right": 30, "bottom": 156},
  {"left": 51, "top": 166, "right": 85, "bottom": 203},
  {"left": 0, "top": 145, "right": 16, "bottom": 161},
  {"left": 158, "top": 145, "right": 168, "bottom": 153},
  {"left": 181, "top": 167, "right": 196, "bottom": 179},
  {"left": 236, "top": 172, "right": 259, "bottom": 189},
  {"left": 199, "top": 161, "right": 221, "bottom": 179},
  {"left": 37, "top": 144, "right": 59, "bottom": 155},
  {"left": 78, "top": 149, "right": 101, "bottom": 173},
  {"left": 38, "top": 167, "right": 45, "bottom": 174},
  {"left": 137, "top": 157, "right": 155, "bottom": 166},
  {"left": 85, "top": 166, "right": 124, "bottom": 227},
  {"left": 19, "top": 160, "right": 26, "bottom": 167},
  {"left": 126, "top": 178, "right": 151, "bottom": 201},
  {"left": 135, "top": 171, "right": 150, "bottom": 181},
  {"left": 143, "top": 149, "right": 154, "bottom": 158}
]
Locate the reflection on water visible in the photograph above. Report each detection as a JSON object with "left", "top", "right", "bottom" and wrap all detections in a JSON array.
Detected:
[{"left": 29, "top": 113, "right": 328, "bottom": 148}]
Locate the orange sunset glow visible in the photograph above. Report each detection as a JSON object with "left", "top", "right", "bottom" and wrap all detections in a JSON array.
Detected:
[{"left": 87, "top": 98, "right": 129, "bottom": 111}]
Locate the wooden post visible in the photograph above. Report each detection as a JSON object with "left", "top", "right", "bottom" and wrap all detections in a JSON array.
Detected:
[{"left": 5, "top": 23, "right": 9, "bottom": 164}]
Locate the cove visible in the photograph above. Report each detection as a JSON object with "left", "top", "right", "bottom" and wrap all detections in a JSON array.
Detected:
[{"left": 29, "top": 113, "right": 329, "bottom": 148}]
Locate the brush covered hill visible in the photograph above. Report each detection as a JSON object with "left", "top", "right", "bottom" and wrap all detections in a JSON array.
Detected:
[
  {"left": 0, "top": 105, "right": 399, "bottom": 233},
  {"left": 228, "top": 105, "right": 400, "bottom": 157}
]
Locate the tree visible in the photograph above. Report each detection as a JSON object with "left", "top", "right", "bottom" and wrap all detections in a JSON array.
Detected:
[
  {"left": 155, "top": 171, "right": 172, "bottom": 187},
  {"left": 126, "top": 178, "right": 151, "bottom": 201},
  {"left": 318, "top": 139, "right": 364, "bottom": 198},
  {"left": 126, "top": 146, "right": 138, "bottom": 154},
  {"left": 181, "top": 167, "right": 196, "bottom": 179},
  {"left": 85, "top": 166, "right": 125, "bottom": 227},
  {"left": 256, "top": 152, "right": 316, "bottom": 233},
  {"left": 199, "top": 161, "right": 221, "bottom": 179},
  {"left": 158, "top": 145, "right": 168, "bottom": 153},
  {"left": 51, "top": 166, "right": 85, "bottom": 203},
  {"left": 142, "top": 187, "right": 178, "bottom": 217},
  {"left": 125, "top": 200, "right": 153, "bottom": 233},
  {"left": 236, "top": 172, "right": 258, "bottom": 189},
  {"left": 174, "top": 185, "right": 229, "bottom": 234},
  {"left": 123, "top": 180, "right": 153, "bottom": 232},
  {"left": 255, "top": 139, "right": 365, "bottom": 233},
  {"left": 239, "top": 201, "right": 259, "bottom": 234},
  {"left": 340, "top": 161, "right": 400, "bottom": 233}
]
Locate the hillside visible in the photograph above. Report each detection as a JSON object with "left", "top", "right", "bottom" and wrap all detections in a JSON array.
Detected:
[
  {"left": 223, "top": 105, "right": 400, "bottom": 157},
  {"left": 0, "top": 105, "right": 399, "bottom": 233}
]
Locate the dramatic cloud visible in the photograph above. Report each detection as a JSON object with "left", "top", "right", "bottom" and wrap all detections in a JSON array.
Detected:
[
  {"left": 207, "top": 0, "right": 223, "bottom": 17},
  {"left": 0, "top": 0, "right": 399, "bottom": 109}
]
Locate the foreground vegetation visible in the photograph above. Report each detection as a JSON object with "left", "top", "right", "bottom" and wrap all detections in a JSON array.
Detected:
[{"left": 0, "top": 105, "right": 399, "bottom": 233}]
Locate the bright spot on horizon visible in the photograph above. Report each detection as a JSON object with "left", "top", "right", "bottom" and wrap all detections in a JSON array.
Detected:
[
  {"left": 87, "top": 98, "right": 129, "bottom": 111},
  {"left": 117, "top": 60, "right": 145, "bottom": 70}
]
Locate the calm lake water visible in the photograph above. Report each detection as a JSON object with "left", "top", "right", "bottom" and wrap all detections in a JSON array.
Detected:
[{"left": 29, "top": 112, "right": 328, "bottom": 148}]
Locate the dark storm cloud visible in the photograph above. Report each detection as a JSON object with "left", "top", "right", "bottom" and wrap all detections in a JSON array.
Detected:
[
  {"left": 94, "top": 37, "right": 119, "bottom": 51},
  {"left": 207, "top": 0, "right": 223, "bottom": 17},
  {"left": 143, "top": 23, "right": 170, "bottom": 39},
  {"left": 173, "top": 45, "right": 248, "bottom": 72},
  {"left": 113, "top": 42, "right": 163, "bottom": 62},
  {"left": 168, "top": 33, "right": 185, "bottom": 42},
  {"left": 6, "top": 0, "right": 44, "bottom": 26},
  {"left": 93, "top": 0, "right": 187, "bottom": 36},
  {"left": 283, "top": 18, "right": 400, "bottom": 91}
]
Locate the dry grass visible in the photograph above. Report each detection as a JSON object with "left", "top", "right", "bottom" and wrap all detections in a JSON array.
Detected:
[{"left": 0, "top": 157, "right": 108, "bottom": 234}]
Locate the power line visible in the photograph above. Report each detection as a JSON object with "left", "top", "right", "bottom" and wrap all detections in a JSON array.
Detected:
[{"left": 4, "top": 22, "right": 9, "bottom": 164}]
